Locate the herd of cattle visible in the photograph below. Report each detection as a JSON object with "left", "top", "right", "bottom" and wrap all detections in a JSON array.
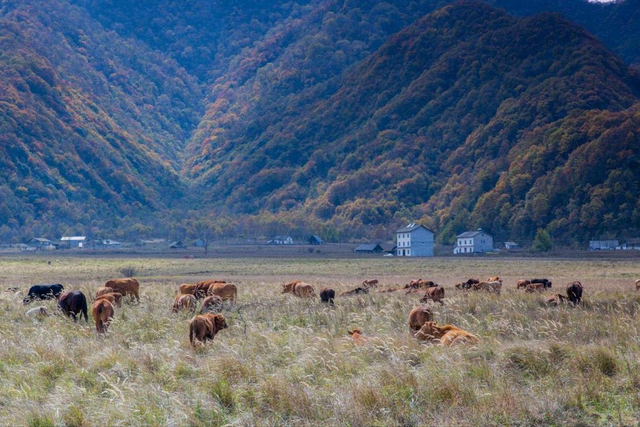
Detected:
[{"left": 18, "top": 276, "right": 638, "bottom": 347}]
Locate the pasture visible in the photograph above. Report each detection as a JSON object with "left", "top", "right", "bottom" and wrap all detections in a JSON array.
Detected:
[{"left": 1, "top": 255, "right": 640, "bottom": 426}]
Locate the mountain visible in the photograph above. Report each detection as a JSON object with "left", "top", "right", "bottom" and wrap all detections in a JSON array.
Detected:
[{"left": 1, "top": 0, "right": 640, "bottom": 245}]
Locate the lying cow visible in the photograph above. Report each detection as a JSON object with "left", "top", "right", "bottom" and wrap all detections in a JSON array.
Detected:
[
  {"left": 635, "top": 279, "right": 640, "bottom": 291},
  {"left": 23, "top": 284, "right": 64, "bottom": 305},
  {"left": 566, "top": 281, "right": 583, "bottom": 305},
  {"left": 405, "top": 279, "right": 436, "bottom": 290},
  {"left": 524, "top": 283, "right": 545, "bottom": 293},
  {"left": 408, "top": 306, "right": 433, "bottom": 335},
  {"left": 25, "top": 306, "right": 50, "bottom": 317},
  {"left": 420, "top": 286, "right": 445, "bottom": 304},
  {"left": 320, "top": 288, "right": 335, "bottom": 306},
  {"left": 487, "top": 276, "right": 503, "bottom": 284},
  {"left": 340, "top": 287, "right": 369, "bottom": 297},
  {"left": 531, "top": 278, "right": 552, "bottom": 289},
  {"left": 189, "top": 313, "right": 228, "bottom": 346},
  {"left": 172, "top": 294, "right": 197, "bottom": 313},
  {"left": 95, "top": 292, "right": 123, "bottom": 308},
  {"left": 415, "top": 321, "right": 480, "bottom": 346},
  {"left": 57, "top": 290, "right": 88, "bottom": 322},
  {"left": 472, "top": 281, "right": 502, "bottom": 295},
  {"left": 455, "top": 278, "right": 479, "bottom": 290},
  {"left": 282, "top": 281, "right": 315, "bottom": 298},
  {"left": 104, "top": 278, "right": 140, "bottom": 302},
  {"left": 200, "top": 295, "right": 223, "bottom": 314},
  {"left": 348, "top": 329, "right": 368, "bottom": 345},
  {"left": 544, "top": 294, "right": 568, "bottom": 306},
  {"left": 92, "top": 299, "right": 114, "bottom": 333},
  {"left": 362, "top": 279, "right": 379, "bottom": 288},
  {"left": 516, "top": 279, "right": 531, "bottom": 289}
]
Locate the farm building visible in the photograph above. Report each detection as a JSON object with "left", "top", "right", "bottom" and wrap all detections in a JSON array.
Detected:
[
  {"left": 589, "top": 240, "right": 619, "bottom": 250},
  {"left": 308, "top": 235, "right": 323, "bottom": 245},
  {"left": 169, "top": 240, "right": 187, "bottom": 249},
  {"left": 454, "top": 229, "right": 494, "bottom": 254},
  {"left": 268, "top": 236, "right": 294, "bottom": 245},
  {"left": 60, "top": 236, "right": 87, "bottom": 248},
  {"left": 354, "top": 244, "right": 384, "bottom": 254},
  {"left": 504, "top": 241, "right": 519, "bottom": 249},
  {"left": 24, "top": 238, "right": 57, "bottom": 251},
  {"left": 395, "top": 223, "right": 434, "bottom": 257}
]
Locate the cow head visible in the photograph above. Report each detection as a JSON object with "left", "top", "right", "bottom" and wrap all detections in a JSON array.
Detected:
[
  {"left": 281, "top": 282, "right": 295, "bottom": 294},
  {"left": 213, "top": 314, "right": 228, "bottom": 332}
]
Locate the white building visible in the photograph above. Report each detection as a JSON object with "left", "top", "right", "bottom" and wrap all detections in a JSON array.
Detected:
[
  {"left": 454, "top": 229, "right": 493, "bottom": 254},
  {"left": 395, "top": 223, "right": 434, "bottom": 257},
  {"left": 60, "top": 236, "right": 87, "bottom": 248}
]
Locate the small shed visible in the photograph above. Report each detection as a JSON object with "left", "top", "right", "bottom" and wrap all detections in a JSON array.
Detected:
[
  {"left": 354, "top": 244, "right": 384, "bottom": 254},
  {"left": 504, "top": 241, "right": 519, "bottom": 249},
  {"left": 308, "top": 235, "right": 323, "bottom": 245},
  {"left": 60, "top": 236, "right": 87, "bottom": 248},
  {"left": 169, "top": 240, "right": 187, "bottom": 249},
  {"left": 24, "top": 238, "right": 57, "bottom": 251},
  {"left": 589, "top": 240, "right": 618, "bottom": 250},
  {"left": 268, "top": 236, "right": 294, "bottom": 245}
]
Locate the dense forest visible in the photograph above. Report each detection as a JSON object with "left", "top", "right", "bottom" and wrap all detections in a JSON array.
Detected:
[{"left": 0, "top": 0, "right": 639, "bottom": 245}]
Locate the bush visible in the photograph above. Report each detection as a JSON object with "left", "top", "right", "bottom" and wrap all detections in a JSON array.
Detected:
[{"left": 118, "top": 266, "right": 137, "bottom": 277}]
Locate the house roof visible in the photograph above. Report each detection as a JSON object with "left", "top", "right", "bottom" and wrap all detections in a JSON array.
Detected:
[
  {"left": 457, "top": 230, "right": 491, "bottom": 238},
  {"left": 309, "top": 235, "right": 323, "bottom": 242},
  {"left": 273, "top": 236, "right": 292, "bottom": 240},
  {"left": 504, "top": 241, "right": 519, "bottom": 246},
  {"left": 396, "top": 223, "right": 434, "bottom": 233},
  {"left": 61, "top": 236, "right": 87, "bottom": 241},
  {"left": 355, "top": 244, "right": 383, "bottom": 251},
  {"left": 29, "top": 238, "right": 53, "bottom": 243}
]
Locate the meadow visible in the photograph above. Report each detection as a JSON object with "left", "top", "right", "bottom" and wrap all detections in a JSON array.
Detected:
[{"left": 1, "top": 255, "right": 640, "bottom": 426}]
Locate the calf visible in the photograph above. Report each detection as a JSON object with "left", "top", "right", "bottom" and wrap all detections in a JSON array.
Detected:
[
  {"left": 472, "top": 281, "right": 502, "bottom": 295},
  {"left": 362, "top": 279, "right": 379, "bottom": 288},
  {"left": 319, "top": 288, "right": 335, "bottom": 306},
  {"left": 420, "top": 286, "right": 445, "bottom": 304},
  {"left": 566, "top": 281, "right": 584, "bottom": 305},
  {"left": 95, "top": 292, "right": 123, "bottom": 308},
  {"left": 210, "top": 283, "right": 237, "bottom": 302},
  {"left": 544, "top": 293, "right": 568, "bottom": 306},
  {"left": 57, "top": 291, "right": 88, "bottom": 322},
  {"left": 92, "top": 299, "right": 114, "bottom": 333},
  {"left": 415, "top": 321, "right": 480, "bottom": 346},
  {"left": 104, "top": 278, "right": 140, "bottom": 302},
  {"left": 200, "top": 295, "right": 224, "bottom": 314},
  {"left": 189, "top": 313, "right": 228, "bottom": 346},
  {"left": 348, "top": 329, "right": 368, "bottom": 345},
  {"left": 23, "top": 284, "right": 64, "bottom": 305},
  {"left": 282, "top": 281, "right": 315, "bottom": 298},
  {"left": 524, "top": 283, "right": 545, "bottom": 293},
  {"left": 516, "top": 279, "right": 531, "bottom": 289},
  {"left": 408, "top": 306, "right": 433, "bottom": 335},
  {"left": 340, "top": 287, "right": 369, "bottom": 297},
  {"left": 172, "top": 294, "right": 197, "bottom": 313}
]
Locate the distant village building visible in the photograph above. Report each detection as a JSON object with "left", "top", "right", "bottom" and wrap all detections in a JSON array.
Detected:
[
  {"left": 169, "top": 240, "right": 187, "bottom": 249},
  {"left": 268, "top": 236, "right": 294, "bottom": 245},
  {"left": 589, "top": 240, "right": 619, "bottom": 250},
  {"left": 354, "top": 244, "right": 384, "bottom": 254},
  {"left": 454, "top": 229, "right": 494, "bottom": 254},
  {"left": 625, "top": 238, "right": 640, "bottom": 250},
  {"left": 91, "top": 239, "right": 121, "bottom": 249},
  {"left": 24, "top": 238, "right": 57, "bottom": 251},
  {"left": 308, "top": 235, "right": 323, "bottom": 245},
  {"left": 504, "top": 241, "right": 519, "bottom": 249},
  {"left": 395, "top": 223, "right": 434, "bottom": 257},
  {"left": 60, "top": 236, "right": 87, "bottom": 248}
]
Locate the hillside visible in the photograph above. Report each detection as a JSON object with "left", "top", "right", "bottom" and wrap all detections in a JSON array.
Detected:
[{"left": 186, "top": 2, "right": 640, "bottom": 243}]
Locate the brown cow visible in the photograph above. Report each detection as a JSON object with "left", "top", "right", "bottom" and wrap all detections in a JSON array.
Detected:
[
  {"left": 525, "top": 283, "right": 545, "bottom": 293},
  {"left": 189, "top": 313, "right": 228, "bottom": 346},
  {"left": 209, "top": 283, "right": 237, "bottom": 302},
  {"left": 516, "top": 279, "right": 531, "bottom": 289},
  {"left": 193, "top": 280, "right": 227, "bottom": 299},
  {"left": 566, "top": 281, "right": 584, "bottom": 305},
  {"left": 405, "top": 279, "right": 436, "bottom": 290},
  {"left": 173, "top": 294, "right": 197, "bottom": 313},
  {"left": 420, "top": 286, "right": 445, "bottom": 304},
  {"left": 362, "top": 279, "right": 379, "bottom": 288},
  {"left": 340, "top": 287, "right": 369, "bottom": 297},
  {"left": 95, "top": 292, "right": 123, "bottom": 308},
  {"left": 348, "top": 329, "right": 367, "bottom": 345},
  {"left": 544, "top": 293, "right": 568, "bottom": 306},
  {"left": 320, "top": 288, "right": 336, "bottom": 306},
  {"left": 472, "top": 281, "right": 502, "bottom": 295},
  {"left": 415, "top": 321, "right": 480, "bottom": 346},
  {"left": 92, "top": 299, "right": 114, "bottom": 333},
  {"left": 95, "top": 287, "right": 115, "bottom": 298},
  {"left": 635, "top": 279, "right": 640, "bottom": 291},
  {"left": 487, "top": 276, "right": 503, "bottom": 284},
  {"left": 179, "top": 284, "right": 197, "bottom": 295},
  {"left": 282, "top": 281, "right": 315, "bottom": 298},
  {"left": 200, "top": 295, "right": 224, "bottom": 313},
  {"left": 408, "top": 306, "right": 434, "bottom": 335},
  {"left": 104, "top": 278, "right": 140, "bottom": 302},
  {"left": 455, "top": 278, "right": 479, "bottom": 290}
]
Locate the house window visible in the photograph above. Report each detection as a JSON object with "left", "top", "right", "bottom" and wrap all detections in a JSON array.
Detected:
[{"left": 407, "top": 250, "right": 410, "bottom": 256}]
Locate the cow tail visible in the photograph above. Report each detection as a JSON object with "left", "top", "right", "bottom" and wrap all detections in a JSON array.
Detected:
[{"left": 189, "top": 324, "right": 194, "bottom": 346}]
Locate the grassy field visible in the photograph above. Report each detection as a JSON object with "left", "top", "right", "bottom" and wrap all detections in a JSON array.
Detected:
[{"left": 1, "top": 255, "right": 640, "bottom": 426}]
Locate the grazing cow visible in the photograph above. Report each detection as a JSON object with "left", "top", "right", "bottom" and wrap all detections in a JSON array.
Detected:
[
  {"left": 25, "top": 306, "right": 50, "bottom": 317},
  {"left": 340, "top": 287, "right": 369, "bottom": 297},
  {"left": 472, "top": 281, "right": 502, "bottom": 295},
  {"left": 362, "top": 279, "right": 379, "bottom": 288},
  {"left": 282, "top": 281, "right": 315, "bottom": 298},
  {"left": 544, "top": 294, "right": 568, "bottom": 306},
  {"left": 57, "top": 291, "right": 88, "bottom": 322},
  {"left": 193, "top": 280, "right": 226, "bottom": 299},
  {"left": 531, "top": 278, "right": 552, "bottom": 289},
  {"left": 635, "top": 279, "right": 640, "bottom": 291},
  {"left": 516, "top": 279, "right": 531, "bottom": 289},
  {"left": 566, "top": 281, "right": 584, "bottom": 305},
  {"left": 415, "top": 321, "right": 480, "bottom": 346},
  {"left": 200, "top": 295, "right": 224, "bottom": 314},
  {"left": 172, "top": 294, "right": 197, "bottom": 313},
  {"left": 455, "top": 278, "right": 479, "bottom": 290},
  {"left": 405, "top": 279, "right": 436, "bottom": 290},
  {"left": 92, "top": 299, "right": 114, "bottom": 333},
  {"left": 209, "top": 283, "right": 237, "bottom": 302},
  {"left": 420, "top": 286, "right": 445, "bottom": 304},
  {"left": 104, "top": 278, "right": 140, "bottom": 302},
  {"left": 95, "top": 287, "right": 116, "bottom": 298},
  {"left": 179, "top": 283, "right": 197, "bottom": 295},
  {"left": 487, "top": 276, "right": 503, "bottom": 284},
  {"left": 320, "top": 288, "right": 335, "bottom": 306},
  {"left": 189, "top": 313, "right": 228, "bottom": 346},
  {"left": 23, "top": 284, "right": 64, "bottom": 305},
  {"left": 524, "top": 283, "right": 545, "bottom": 293},
  {"left": 95, "top": 292, "right": 123, "bottom": 308},
  {"left": 408, "top": 306, "right": 434, "bottom": 334}
]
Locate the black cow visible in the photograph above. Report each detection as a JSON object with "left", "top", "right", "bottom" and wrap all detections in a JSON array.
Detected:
[
  {"left": 320, "top": 288, "right": 335, "bottom": 306},
  {"left": 566, "top": 281, "right": 584, "bottom": 305},
  {"left": 57, "top": 291, "right": 88, "bottom": 322},
  {"left": 23, "top": 284, "right": 64, "bottom": 305},
  {"left": 531, "top": 278, "right": 552, "bottom": 289}
]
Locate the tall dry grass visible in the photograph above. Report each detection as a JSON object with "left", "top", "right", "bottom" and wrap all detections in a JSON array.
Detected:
[{"left": 0, "top": 256, "right": 638, "bottom": 426}]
